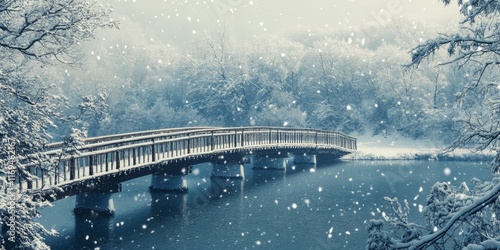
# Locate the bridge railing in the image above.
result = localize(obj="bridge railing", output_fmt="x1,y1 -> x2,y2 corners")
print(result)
16,127 -> 356,191
44,126 -> 216,152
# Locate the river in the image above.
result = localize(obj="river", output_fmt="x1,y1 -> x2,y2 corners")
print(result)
40,159 -> 492,249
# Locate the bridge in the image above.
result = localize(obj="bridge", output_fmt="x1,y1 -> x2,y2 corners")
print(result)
17,127 -> 356,215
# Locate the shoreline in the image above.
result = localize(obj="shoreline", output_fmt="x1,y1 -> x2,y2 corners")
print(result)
342,135 -> 495,161
341,150 -> 495,161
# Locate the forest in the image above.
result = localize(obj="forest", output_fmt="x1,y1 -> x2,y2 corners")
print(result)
55,17 -> 465,144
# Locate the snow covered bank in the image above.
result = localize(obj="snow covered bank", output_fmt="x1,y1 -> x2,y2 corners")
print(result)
342,134 -> 495,161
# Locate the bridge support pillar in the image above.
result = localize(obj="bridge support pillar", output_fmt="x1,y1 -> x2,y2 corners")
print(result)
74,184 -> 121,216
149,166 -> 190,193
253,154 -> 287,170
211,163 -> 245,179
293,154 -> 317,165
211,155 -> 247,179
150,174 -> 188,193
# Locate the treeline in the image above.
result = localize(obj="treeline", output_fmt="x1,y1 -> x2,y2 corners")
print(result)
56,18 -> 466,143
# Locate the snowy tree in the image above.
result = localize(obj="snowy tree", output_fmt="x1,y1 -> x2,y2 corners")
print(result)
252,90 -> 307,127
299,39 -> 370,133
244,36 -> 308,127
184,27 -> 249,125
408,0 -> 500,154
372,45 -> 456,140
252,36 -> 306,97
367,0 -> 500,249
0,0 -> 115,248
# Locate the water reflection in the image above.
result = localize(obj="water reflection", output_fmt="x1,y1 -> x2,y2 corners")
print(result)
150,192 -> 188,218
74,214 -> 113,248
289,163 -> 317,174
249,169 -> 286,186
186,177 -> 245,210
316,158 -> 347,168
210,177 -> 245,198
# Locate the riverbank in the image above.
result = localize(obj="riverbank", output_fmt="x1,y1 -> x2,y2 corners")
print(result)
342,134 -> 495,161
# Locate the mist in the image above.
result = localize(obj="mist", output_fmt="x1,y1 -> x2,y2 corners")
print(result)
103,0 -> 461,48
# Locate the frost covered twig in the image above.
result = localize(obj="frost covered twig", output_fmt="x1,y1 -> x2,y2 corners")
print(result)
395,183 -> 500,250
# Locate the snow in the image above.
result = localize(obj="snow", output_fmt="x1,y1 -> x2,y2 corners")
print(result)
443,168 -> 451,176
463,244 -> 485,250
479,240 -> 500,249
342,134 -> 494,161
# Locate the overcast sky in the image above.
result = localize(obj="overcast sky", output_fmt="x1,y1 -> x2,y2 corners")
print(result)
103,0 -> 461,46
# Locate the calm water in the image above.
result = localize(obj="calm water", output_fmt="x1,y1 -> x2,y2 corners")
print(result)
40,160 -> 492,249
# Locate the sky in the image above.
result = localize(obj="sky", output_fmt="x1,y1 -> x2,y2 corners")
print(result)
102,0 -> 461,47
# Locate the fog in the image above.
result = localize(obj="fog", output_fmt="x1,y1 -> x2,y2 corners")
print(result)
104,0 -> 460,47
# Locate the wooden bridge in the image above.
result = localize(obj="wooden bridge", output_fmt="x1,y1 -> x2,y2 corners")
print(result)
17,127 -> 356,215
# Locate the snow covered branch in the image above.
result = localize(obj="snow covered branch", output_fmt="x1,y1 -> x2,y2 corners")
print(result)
0,0 -> 117,62
398,183 -> 500,250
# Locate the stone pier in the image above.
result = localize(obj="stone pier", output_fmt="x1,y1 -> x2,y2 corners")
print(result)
293,154 -> 317,165
211,155 -> 248,179
149,166 -> 190,193
253,153 -> 288,170
74,184 -> 121,216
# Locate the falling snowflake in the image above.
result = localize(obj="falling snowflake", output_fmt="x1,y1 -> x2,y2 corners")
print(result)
444,168 -> 451,176
304,199 -> 310,206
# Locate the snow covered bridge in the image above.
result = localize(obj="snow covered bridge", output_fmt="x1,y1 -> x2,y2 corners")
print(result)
21,127 -> 356,215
